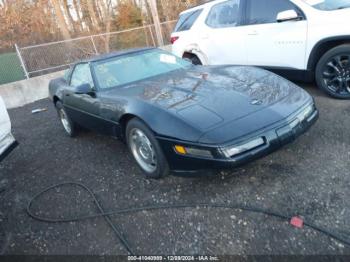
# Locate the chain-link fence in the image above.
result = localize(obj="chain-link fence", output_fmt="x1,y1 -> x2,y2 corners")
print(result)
16,20 -> 176,78
161,20 -> 177,45
0,52 -> 26,85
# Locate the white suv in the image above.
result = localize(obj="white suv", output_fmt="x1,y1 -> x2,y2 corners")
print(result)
171,0 -> 350,99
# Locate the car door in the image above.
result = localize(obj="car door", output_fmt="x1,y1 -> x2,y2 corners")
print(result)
245,0 -> 308,69
64,63 -> 108,133
198,0 -> 247,65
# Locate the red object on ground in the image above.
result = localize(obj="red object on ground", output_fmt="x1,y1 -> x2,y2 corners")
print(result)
290,216 -> 304,228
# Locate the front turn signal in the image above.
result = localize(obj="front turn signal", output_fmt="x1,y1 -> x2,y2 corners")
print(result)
174,145 -> 187,155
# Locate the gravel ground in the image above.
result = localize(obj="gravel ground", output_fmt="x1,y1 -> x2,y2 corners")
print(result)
0,83 -> 349,255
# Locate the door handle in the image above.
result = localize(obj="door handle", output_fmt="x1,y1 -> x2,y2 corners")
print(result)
201,34 -> 209,39
248,31 -> 258,36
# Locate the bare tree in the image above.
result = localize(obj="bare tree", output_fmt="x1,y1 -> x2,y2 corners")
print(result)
0,0 -> 201,52
100,0 -> 113,52
72,0 -> 83,32
87,0 -> 101,32
51,0 -> 71,39
62,0 -> 77,34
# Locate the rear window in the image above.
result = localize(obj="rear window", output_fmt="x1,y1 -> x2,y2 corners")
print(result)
174,9 -> 202,32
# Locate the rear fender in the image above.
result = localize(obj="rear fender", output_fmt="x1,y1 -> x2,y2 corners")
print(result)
183,44 -> 209,65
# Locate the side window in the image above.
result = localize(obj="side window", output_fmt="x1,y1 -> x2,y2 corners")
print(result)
70,63 -> 94,87
63,67 -> 72,82
174,9 -> 202,32
206,0 -> 241,28
246,0 -> 299,25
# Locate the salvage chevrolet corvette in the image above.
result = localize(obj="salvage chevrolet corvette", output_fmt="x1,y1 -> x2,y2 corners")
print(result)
49,48 -> 318,178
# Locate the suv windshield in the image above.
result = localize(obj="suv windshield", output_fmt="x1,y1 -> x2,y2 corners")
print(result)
303,0 -> 350,10
93,49 -> 192,89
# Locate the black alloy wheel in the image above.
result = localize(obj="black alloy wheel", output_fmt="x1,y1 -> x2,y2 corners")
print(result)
316,45 -> 350,99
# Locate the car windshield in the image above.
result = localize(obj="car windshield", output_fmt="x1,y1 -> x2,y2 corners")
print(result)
92,49 -> 192,90
302,0 -> 350,10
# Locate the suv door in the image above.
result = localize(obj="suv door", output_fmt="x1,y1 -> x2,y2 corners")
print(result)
245,0 -> 307,69
198,0 -> 247,65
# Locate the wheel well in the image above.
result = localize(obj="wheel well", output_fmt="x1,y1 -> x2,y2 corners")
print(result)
53,96 -> 60,105
119,114 -> 137,141
308,38 -> 350,71
182,52 -> 202,64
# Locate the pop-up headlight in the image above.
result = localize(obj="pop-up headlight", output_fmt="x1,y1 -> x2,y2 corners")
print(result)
221,137 -> 265,158
297,104 -> 314,122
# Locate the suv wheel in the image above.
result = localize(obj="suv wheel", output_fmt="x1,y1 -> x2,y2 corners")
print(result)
316,44 -> 350,99
190,55 -> 202,65
184,54 -> 202,65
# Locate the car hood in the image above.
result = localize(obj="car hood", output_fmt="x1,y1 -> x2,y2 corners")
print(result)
108,66 -> 312,143
132,65 -> 309,125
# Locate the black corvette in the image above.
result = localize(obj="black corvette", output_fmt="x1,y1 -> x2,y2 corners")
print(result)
49,48 -> 318,178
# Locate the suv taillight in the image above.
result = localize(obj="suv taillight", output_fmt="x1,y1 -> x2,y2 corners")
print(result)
171,36 -> 179,44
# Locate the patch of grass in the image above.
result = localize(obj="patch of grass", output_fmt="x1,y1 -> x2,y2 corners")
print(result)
0,52 -> 25,85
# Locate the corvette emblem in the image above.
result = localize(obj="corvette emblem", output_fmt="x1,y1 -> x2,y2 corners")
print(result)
251,99 -> 263,105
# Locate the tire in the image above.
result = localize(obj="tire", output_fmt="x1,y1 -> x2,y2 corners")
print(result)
126,118 -> 169,179
55,101 -> 77,137
315,44 -> 350,99
184,54 -> 202,65
190,55 -> 202,65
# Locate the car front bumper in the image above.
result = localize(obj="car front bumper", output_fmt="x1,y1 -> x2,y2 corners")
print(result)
157,103 -> 319,173
0,133 -> 18,162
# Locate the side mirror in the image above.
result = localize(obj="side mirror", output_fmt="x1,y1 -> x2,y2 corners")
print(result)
277,10 -> 300,23
75,83 -> 93,94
